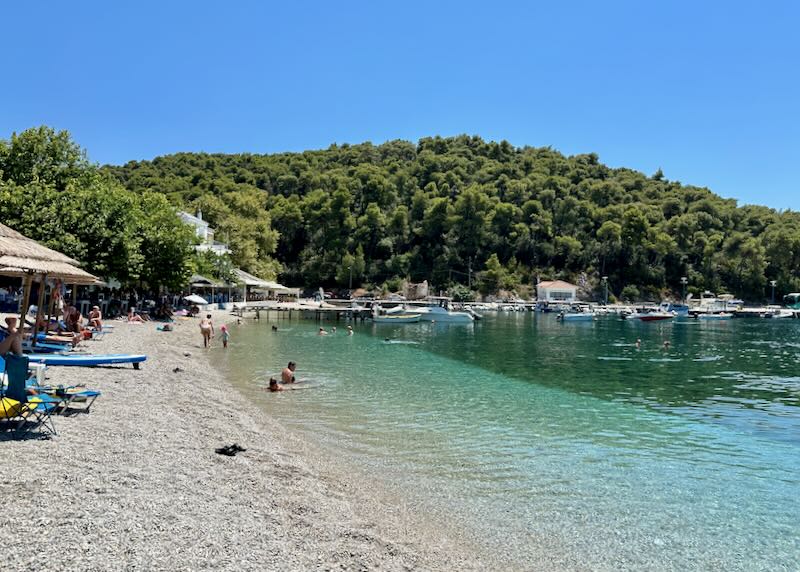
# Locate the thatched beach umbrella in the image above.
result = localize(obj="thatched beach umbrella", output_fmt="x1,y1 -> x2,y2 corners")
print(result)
0,222 -> 98,344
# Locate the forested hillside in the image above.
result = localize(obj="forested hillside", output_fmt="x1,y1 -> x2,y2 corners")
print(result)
105,135 -> 800,302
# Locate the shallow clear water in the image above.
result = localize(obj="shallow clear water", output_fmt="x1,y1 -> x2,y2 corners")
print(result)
217,313 -> 800,570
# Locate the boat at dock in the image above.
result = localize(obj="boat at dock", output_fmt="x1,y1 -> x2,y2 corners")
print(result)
660,302 -> 689,317
697,312 -> 733,320
557,311 -> 595,322
405,297 -> 474,323
372,313 -> 422,324
760,307 -> 795,319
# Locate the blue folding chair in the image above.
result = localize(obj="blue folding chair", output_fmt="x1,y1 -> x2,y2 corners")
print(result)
0,354 -> 58,437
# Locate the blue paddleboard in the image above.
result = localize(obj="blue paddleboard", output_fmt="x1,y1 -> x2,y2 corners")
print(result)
27,353 -> 147,368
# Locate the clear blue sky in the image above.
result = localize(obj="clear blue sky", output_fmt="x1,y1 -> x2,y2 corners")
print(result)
3,1 -> 798,209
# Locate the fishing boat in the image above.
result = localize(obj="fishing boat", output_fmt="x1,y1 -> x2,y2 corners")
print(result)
372,313 -> 421,324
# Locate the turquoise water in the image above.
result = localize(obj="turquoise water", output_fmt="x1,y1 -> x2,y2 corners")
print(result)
217,314 -> 799,570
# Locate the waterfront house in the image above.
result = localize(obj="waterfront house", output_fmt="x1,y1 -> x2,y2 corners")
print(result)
536,280 -> 578,303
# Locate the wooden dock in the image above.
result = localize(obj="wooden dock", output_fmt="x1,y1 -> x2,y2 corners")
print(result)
231,301 -> 373,322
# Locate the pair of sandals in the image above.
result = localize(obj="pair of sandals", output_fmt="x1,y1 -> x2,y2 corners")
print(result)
215,443 -> 246,456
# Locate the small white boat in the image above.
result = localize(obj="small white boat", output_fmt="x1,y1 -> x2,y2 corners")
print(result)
623,311 -> 674,322
557,312 -> 594,322
660,302 -> 689,317
760,308 -> 794,319
697,312 -> 733,320
372,313 -> 421,324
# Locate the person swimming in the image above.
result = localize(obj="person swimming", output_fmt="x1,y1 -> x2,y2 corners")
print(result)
268,377 -> 283,392
271,324 -> 278,331
347,325 -> 353,336
318,327 -> 328,335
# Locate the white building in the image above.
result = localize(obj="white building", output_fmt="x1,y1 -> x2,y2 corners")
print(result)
178,210 -> 231,255
536,280 -> 578,303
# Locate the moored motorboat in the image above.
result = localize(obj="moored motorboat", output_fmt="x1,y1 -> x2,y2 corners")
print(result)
372,313 -> 421,324
623,311 -> 674,322
697,312 -> 733,320
557,311 -> 595,322
408,297 -> 474,323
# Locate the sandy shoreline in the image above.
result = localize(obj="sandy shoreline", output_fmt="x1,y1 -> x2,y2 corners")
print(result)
0,310 -> 496,571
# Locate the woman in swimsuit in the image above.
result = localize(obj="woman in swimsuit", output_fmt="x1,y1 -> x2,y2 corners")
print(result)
199,314 -> 214,348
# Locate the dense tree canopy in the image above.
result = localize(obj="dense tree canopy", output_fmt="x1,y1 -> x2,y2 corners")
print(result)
103,135 -> 800,302
0,127 -> 195,290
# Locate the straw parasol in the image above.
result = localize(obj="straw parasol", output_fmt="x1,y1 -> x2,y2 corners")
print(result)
0,222 -> 99,342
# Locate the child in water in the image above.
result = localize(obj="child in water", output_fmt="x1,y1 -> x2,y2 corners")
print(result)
220,324 -> 230,348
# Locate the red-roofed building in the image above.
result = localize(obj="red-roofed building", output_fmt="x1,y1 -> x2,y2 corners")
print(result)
536,280 -> 578,302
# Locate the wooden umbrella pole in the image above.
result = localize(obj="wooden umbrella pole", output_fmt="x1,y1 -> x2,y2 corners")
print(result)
32,273 -> 48,348
48,281 -> 57,332
19,272 -> 32,327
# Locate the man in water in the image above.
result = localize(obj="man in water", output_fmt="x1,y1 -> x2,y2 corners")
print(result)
663,340 -> 671,351
318,327 -> 328,335
268,378 -> 284,392
347,325 -> 353,336
282,361 -> 296,383
635,338 -> 642,349
199,314 -> 214,348
332,326 -> 337,333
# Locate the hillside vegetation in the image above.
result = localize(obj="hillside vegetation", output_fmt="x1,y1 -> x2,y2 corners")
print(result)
105,135 -> 800,301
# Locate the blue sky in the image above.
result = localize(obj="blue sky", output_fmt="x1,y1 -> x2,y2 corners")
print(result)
3,1 -> 798,209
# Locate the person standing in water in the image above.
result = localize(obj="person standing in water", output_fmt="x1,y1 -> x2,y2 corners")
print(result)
347,325 -> 354,336
282,361 -> 296,383
220,324 -> 230,348
199,314 -> 214,348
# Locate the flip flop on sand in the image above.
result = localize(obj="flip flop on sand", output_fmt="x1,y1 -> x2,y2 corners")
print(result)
215,443 -> 246,456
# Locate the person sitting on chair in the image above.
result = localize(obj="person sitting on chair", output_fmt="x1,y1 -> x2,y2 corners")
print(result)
88,306 -> 103,331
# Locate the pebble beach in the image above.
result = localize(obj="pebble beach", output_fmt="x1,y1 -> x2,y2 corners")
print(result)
0,311 -> 491,572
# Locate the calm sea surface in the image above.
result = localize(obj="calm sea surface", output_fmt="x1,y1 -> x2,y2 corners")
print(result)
216,313 -> 799,570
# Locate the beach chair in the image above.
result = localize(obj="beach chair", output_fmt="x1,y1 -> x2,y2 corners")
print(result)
0,354 -> 58,437
29,381 -> 101,414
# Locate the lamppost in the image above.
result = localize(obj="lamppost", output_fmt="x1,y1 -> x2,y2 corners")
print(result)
770,280 -> 777,305
601,276 -> 608,306
680,276 -> 688,302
